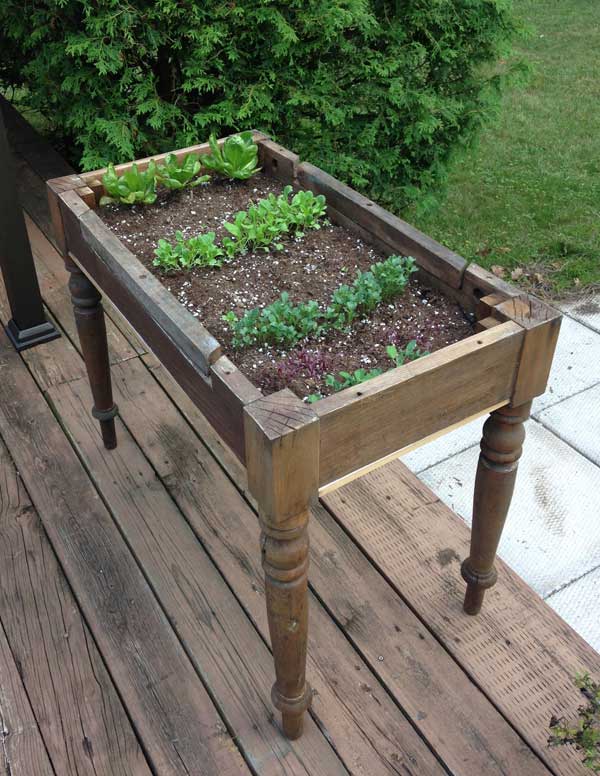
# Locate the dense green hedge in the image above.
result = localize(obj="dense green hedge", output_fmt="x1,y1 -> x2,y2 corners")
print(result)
0,0 -> 522,209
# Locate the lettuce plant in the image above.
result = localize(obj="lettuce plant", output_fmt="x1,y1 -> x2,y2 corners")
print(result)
202,132 -> 260,180
100,161 -> 158,205
153,230 -> 223,271
156,153 -> 210,190
222,186 -> 326,258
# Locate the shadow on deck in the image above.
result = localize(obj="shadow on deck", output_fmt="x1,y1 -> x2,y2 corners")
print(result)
0,98 -> 597,775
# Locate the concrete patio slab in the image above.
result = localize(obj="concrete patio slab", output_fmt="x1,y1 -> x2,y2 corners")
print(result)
419,419 -> 600,598
536,383 -> 600,467
401,415 -> 484,474
531,314 -> 600,412
558,292 -> 600,335
547,567 -> 600,653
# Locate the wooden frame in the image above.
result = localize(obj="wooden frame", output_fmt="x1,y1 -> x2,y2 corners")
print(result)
48,136 -> 561,738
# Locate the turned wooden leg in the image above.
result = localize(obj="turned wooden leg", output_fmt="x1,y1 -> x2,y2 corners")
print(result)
244,390 -> 319,739
461,401 -> 531,615
66,258 -> 118,449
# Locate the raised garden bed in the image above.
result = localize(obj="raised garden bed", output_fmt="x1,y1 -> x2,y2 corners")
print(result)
100,172 -> 474,400
47,133 -> 561,740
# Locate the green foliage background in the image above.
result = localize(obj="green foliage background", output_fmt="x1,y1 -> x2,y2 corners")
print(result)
0,0 -> 522,209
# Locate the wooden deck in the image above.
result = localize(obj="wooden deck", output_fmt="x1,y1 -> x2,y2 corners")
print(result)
0,104 -> 598,775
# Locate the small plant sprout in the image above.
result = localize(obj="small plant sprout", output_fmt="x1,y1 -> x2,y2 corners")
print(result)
223,255 -> 417,348
100,161 -> 158,205
153,231 -> 223,272
156,153 -> 210,190
202,131 -> 260,180
387,340 -> 429,367
221,186 -> 327,258
549,673 -> 600,771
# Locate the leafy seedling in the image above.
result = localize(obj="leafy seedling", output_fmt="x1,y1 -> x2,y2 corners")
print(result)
156,153 -> 210,190
549,673 -> 600,771
153,231 -> 223,271
100,161 -> 158,205
387,340 -> 428,367
203,131 -> 260,180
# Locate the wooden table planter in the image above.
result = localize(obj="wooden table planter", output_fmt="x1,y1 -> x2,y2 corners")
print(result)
47,135 -> 561,740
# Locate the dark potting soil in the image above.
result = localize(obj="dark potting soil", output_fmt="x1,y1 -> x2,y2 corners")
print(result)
100,175 -> 474,400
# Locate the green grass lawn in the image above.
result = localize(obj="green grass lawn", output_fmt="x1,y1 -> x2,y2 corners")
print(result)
407,0 -> 600,298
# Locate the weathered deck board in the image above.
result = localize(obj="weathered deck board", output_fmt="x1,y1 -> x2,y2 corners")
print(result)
0,437 -> 151,776
324,462 -> 600,776
0,605 -> 55,776
107,357 -> 551,776
48,375 -> 349,776
106,357 -> 445,775
0,333 -> 249,776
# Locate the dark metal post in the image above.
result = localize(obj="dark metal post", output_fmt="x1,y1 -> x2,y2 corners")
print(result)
0,104 -> 60,351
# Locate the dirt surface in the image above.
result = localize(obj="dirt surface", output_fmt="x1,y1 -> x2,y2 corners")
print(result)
101,175 -> 474,399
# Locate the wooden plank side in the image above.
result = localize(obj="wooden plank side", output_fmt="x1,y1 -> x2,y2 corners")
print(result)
495,296 -> 562,406
0,620 -> 55,776
74,201 -> 222,371
48,375 -> 347,776
59,191 -> 257,461
324,460 -> 600,776
0,333 -> 248,776
297,162 -> 467,288
316,322 -> 524,485
0,438 -> 151,776
108,357 -> 446,776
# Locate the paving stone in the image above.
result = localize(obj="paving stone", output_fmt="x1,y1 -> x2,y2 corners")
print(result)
532,314 -> 600,412
558,292 -> 600,335
547,567 -> 600,653
536,383 -> 600,467
401,416 -> 484,474
419,420 -> 600,598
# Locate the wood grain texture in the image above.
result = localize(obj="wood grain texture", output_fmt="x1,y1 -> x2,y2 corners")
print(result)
308,502 -> 550,776
495,295 -> 562,405
245,391 -> 319,738
324,460 -> 599,776
109,357 -> 445,775
0,616 -> 55,776
316,322 -> 524,485
257,139 -> 299,182
48,375 -> 345,775
461,263 -> 522,302
297,162 -> 467,288
0,438 -> 151,776
0,332 -> 248,776
58,190 -> 259,460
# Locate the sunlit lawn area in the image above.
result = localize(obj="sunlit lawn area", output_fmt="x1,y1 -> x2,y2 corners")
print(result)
408,0 -> 600,297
